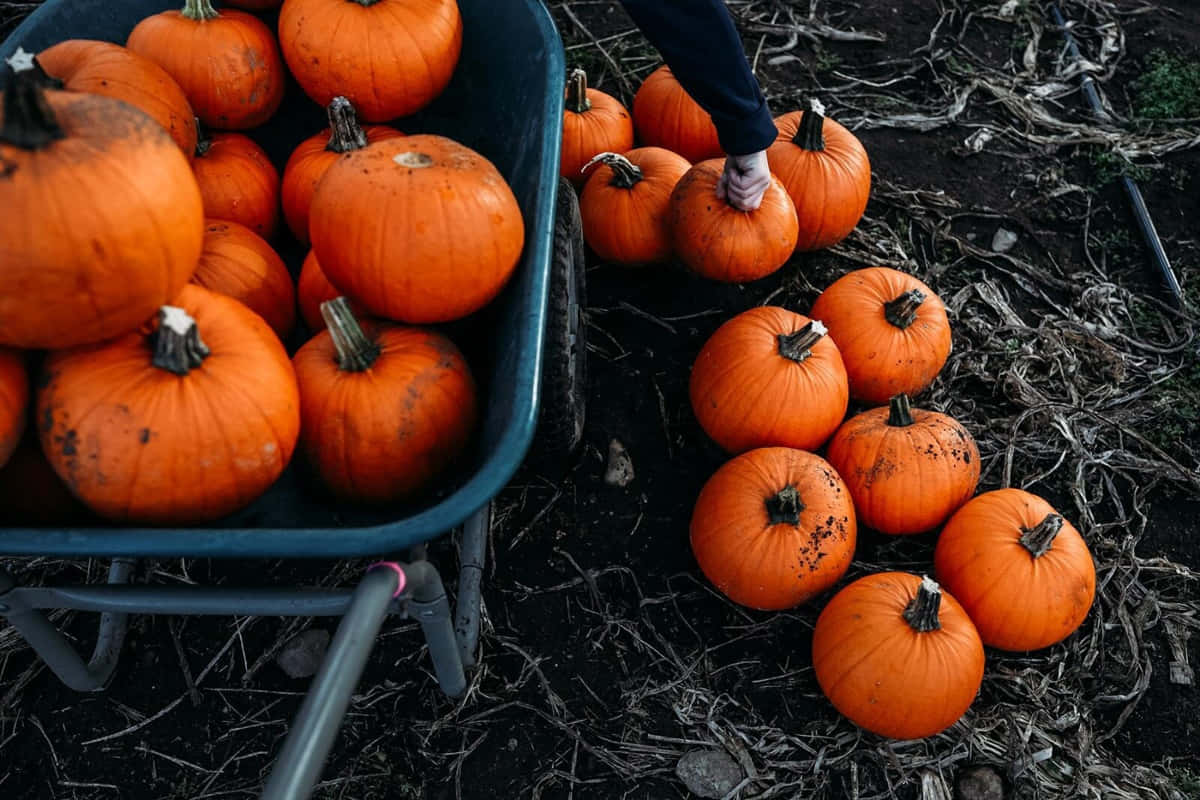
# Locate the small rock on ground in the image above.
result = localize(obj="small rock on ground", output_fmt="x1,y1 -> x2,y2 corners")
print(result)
991,227 -> 1019,253
676,748 -> 742,799
955,765 -> 1005,800
276,628 -> 331,679
604,439 -> 634,487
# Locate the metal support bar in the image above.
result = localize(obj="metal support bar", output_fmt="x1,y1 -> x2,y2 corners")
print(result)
4,585 -> 387,617
407,560 -> 467,698
454,503 -> 489,668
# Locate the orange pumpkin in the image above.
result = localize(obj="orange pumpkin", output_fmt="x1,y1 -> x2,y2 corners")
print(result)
0,62 -> 203,349
669,159 -> 798,283
281,96 -> 403,245
292,297 -> 477,503
561,68 -> 633,185
296,250 -> 363,332
35,39 -> 197,158
825,394 -> 979,535
309,135 -> 524,324
767,100 -> 871,252
278,0 -> 462,123
0,348 -> 28,468
934,489 -> 1096,652
192,220 -> 296,339
809,267 -> 951,405
689,307 -> 848,454
632,65 -> 721,163
193,128 -> 280,240
37,284 -> 300,524
579,148 -> 690,266
690,446 -> 856,611
813,573 -> 984,739
126,0 -> 285,130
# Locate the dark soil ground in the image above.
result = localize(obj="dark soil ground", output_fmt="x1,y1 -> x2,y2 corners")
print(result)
2,1 -> 1200,799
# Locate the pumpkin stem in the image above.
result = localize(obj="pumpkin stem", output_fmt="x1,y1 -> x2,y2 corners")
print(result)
151,306 -> 211,376
776,320 -> 828,363
194,117 -> 211,157
322,297 -> 380,372
765,485 -> 805,526
582,152 -> 643,188
792,98 -> 826,151
902,575 -> 943,633
565,67 -> 592,114
324,96 -> 369,153
1019,514 -> 1064,558
883,289 -> 926,329
180,0 -> 220,21
887,394 -> 915,427
1,50 -> 65,150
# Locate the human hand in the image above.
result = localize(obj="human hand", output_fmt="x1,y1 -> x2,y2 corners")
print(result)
715,150 -> 772,211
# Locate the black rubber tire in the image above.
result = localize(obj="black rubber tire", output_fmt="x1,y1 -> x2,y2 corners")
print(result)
528,179 -> 588,474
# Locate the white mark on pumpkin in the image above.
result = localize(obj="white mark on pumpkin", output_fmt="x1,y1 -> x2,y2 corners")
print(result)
5,47 -> 35,73
393,152 -> 433,168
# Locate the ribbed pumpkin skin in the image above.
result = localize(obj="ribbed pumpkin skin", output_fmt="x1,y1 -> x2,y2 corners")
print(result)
126,5 -> 285,130
278,0 -> 462,123
561,86 -> 634,185
37,285 -> 300,524
0,87 -> 204,349
309,135 -> 525,324
632,65 -> 722,163
670,159 -> 798,283
281,122 -> 403,245
689,306 -> 848,454
193,132 -> 280,240
293,321 -> 478,503
192,220 -> 296,339
0,348 -> 29,469
690,447 -> 856,611
934,489 -> 1096,651
812,572 -> 985,740
37,39 -> 198,158
579,148 -> 690,265
767,110 -> 870,252
825,399 -> 979,535
297,250 -> 362,331
809,267 -> 951,405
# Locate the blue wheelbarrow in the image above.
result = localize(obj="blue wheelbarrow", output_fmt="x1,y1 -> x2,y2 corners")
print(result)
0,1 -> 587,796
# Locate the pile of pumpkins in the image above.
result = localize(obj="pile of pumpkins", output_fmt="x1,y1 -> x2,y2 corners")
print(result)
0,0 -> 506,524
561,67 -> 1097,742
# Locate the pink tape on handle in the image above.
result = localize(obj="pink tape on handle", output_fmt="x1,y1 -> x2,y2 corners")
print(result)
367,561 -> 408,598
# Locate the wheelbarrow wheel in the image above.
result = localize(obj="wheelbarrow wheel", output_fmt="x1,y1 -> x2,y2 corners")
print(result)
528,178 -> 588,475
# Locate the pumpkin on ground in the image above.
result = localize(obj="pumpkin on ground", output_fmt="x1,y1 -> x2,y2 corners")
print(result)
690,446 -> 856,611
579,148 -> 690,266
669,158 -> 798,283
192,220 -> 296,339
35,39 -> 197,157
0,58 -> 203,349
126,0 -> 285,130
766,99 -> 870,252
689,306 -> 848,454
278,0 -> 462,123
292,297 -> 478,503
809,266 -> 951,405
281,96 -> 403,245
193,126 -> 280,240
812,573 -> 985,740
37,284 -> 300,524
825,394 -> 979,535
309,134 -> 524,324
632,65 -> 722,163
0,348 -> 28,469
934,489 -> 1096,651
560,68 -> 633,185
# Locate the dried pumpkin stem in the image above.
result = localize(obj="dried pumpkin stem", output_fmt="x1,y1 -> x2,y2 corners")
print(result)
792,98 -> 826,151
322,296 -> 380,372
565,67 -> 592,114
765,485 -> 805,525
152,306 -> 211,376
180,0 -> 219,21
0,53 -> 64,150
887,394 -> 915,427
325,96 -> 369,153
582,152 -> 643,188
883,289 -> 926,329
902,575 -> 943,632
777,320 -> 828,363
1019,513 -> 1064,558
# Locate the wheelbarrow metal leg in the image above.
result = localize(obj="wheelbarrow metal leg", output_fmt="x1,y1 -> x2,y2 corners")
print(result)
454,502 -> 490,668
407,559 -> 467,698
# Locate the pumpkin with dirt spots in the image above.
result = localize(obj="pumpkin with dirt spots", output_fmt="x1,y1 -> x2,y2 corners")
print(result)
0,348 -> 28,469
36,284 -> 299,524
192,129 -> 280,240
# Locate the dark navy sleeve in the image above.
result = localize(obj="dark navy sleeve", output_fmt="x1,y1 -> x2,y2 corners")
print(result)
617,0 -> 778,155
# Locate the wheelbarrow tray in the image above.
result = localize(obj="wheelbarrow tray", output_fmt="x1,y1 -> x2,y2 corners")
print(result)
0,0 -> 566,559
